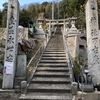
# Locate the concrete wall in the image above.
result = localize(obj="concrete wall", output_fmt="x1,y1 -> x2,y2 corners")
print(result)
67,33 -> 87,59
67,35 -> 76,58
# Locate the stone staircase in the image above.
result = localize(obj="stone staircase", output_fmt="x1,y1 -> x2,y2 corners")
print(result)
19,28 -> 72,100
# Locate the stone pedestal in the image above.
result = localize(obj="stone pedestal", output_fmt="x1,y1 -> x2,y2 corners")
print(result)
21,81 -> 27,94
76,91 -> 100,100
34,28 -> 46,39
86,0 -> 100,83
2,0 -> 19,89
16,55 -> 26,77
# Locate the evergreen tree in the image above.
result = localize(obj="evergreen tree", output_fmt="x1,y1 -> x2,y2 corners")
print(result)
1,9 -> 7,27
19,9 -> 30,27
59,0 -> 68,18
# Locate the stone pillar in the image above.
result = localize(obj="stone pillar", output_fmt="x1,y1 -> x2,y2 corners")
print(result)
64,20 -> 66,35
21,81 -> 27,94
49,21 -> 51,36
86,0 -> 100,83
2,0 -> 19,88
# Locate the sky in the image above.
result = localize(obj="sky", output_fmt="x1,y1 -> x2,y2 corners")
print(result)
0,0 -> 54,10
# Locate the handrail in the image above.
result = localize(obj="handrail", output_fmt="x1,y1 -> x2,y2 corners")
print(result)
62,31 -> 74,82
26,45 -> 43,86
27,47 -> 44,86
27,45 -> 42,68
26,32 -> 51,87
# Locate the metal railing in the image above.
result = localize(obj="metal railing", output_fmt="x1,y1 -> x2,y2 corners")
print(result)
26,45 -> 42,68
62,30 -> 74,82
27,45 -> 43,86
26,32 -> 51,87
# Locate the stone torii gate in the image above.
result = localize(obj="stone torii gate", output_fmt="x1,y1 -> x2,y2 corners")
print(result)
2,0 -> 19,89
46,18 -> 77,35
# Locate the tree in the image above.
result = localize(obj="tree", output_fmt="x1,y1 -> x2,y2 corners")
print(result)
1,9 -> 7,27
65,0 -> 87,29
73,55 -> 87,82
19,9 -> 30,27
2,2 -> 8,10
27,4 -> 39,22
0,10 -> 2,27
45,3 -> 52,19
98,0 -> 100,29
59,0 -> 68,18
0,2 -> 8,27
41,2 -> 49,13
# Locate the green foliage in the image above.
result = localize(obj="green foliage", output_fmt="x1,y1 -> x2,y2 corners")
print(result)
45,3 -> 52,18
0,0 -> 99,29
1,9 -> 7,27
0,10 -> 2,27
65,0 -> 87,29
2,2 -> 8,10
27,4 -> 38,22
59,0 -> 68,18
19,8 -> 30,27
98,0 -> 100,29
73,55 -> 87,76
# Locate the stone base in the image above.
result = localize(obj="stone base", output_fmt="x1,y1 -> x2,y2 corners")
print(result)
75,91 -> 100,100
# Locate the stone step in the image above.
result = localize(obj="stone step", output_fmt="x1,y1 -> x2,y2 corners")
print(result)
44,52 -> 65,54
45,48 -> 64,50
45,49 -> 64,52
19,95 -> 72,100
19,29 -> 72,100
28,83 -> 71,92
46,46 -> 64,48
19,92 -> 72,100
38,63 -> 67,67
37,67 -> 69,71
47,41 -> 63,43
46,44 -> 63,45
45,50 -> 65,52
47,45 -> 63,46
40,60 -> 67,63
31,77 -> 71,84
48,42 -> 63,43
42,54 -> 66,57
41,57 -> 66,60
47,44 -> 63,46
34,71 -> 70,77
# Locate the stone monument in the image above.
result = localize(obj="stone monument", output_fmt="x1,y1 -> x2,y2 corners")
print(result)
86,0 -> 100,83
2,0 -> 19,88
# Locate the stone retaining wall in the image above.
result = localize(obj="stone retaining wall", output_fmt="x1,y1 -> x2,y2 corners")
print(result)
0,28 -> 28,42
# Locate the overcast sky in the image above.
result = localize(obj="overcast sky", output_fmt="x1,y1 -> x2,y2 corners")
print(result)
0,0 -> 56,10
